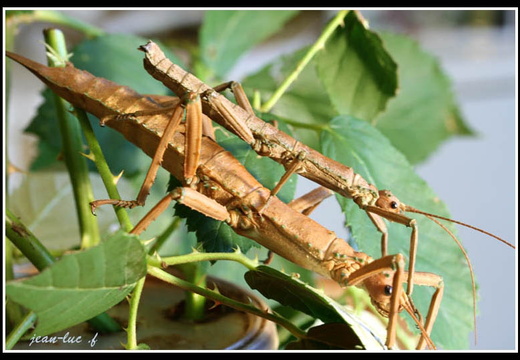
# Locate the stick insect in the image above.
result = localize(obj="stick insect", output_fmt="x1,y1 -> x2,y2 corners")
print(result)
137,40 -> 515,304
7,50 -> 446,350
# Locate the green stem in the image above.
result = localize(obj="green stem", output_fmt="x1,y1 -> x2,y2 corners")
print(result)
281,118 -> 329,132
7,10 -> 105,38
260,10 -> 349,113
5,241 -> 26,328
147,265 -> 307,340
74,109 -> 133,233
5,312 -> 38,350
179,263 -> 207,321
73,110 -> 140,340
148,249 -> 257,322
6,209 -> 55,271
44,29 -> 101,249
125,276 -> 146,350
37,10 -> 105,38
147,250 -> 258,270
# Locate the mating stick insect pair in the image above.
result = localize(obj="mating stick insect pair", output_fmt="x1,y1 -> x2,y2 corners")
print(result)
6,40 -> 514,350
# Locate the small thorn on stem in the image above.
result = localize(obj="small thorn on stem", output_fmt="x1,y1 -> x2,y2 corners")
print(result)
262,251 -> 274,265
89,202 -> 98,216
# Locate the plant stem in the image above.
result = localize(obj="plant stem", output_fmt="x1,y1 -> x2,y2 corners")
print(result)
6,209 -> 55,271
37,10 -> 105,38
281,118 -> 329,132
260,10 -> 349,113
147,250 -> 258,270
4,241 -> 26,328
44,29 -> 101,249
6,10 -> 105,39
74,109 -> 133,232
147,250 -> 258,322
179,263 -> 207,321
125,276 -> 146,350
147,265 -> 307,341
5,311 -> 38,350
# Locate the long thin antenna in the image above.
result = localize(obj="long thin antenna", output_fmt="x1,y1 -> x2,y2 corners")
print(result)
405,206 -> 516,249
425,215 -> 478,345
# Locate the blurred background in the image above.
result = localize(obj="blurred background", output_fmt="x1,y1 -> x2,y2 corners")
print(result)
5,9 -> 516,350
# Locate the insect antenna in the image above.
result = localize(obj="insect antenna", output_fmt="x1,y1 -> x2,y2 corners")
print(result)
405,206 -> 515,249
422,214 -> 478,345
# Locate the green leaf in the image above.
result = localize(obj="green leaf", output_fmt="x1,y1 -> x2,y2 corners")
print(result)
245,266 -> 346,323
242,12 -> 398,151
173,198 -> 257,254
24,33 -> 183,177
285,323 -> 365,350
315,11 -> 398,122
245,265 -> 386,350
243,47 -> 335,150
374,32 -> 474,164
6,231 -> 147,336
244,16 -> 469,167
24,89 -> 66,171
8,171 -> 114,251
320,116 -> 473,349
200,10 -> 298,79
71,34 -> 184,94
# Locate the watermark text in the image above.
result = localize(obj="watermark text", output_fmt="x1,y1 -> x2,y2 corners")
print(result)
29,332 -> 98,348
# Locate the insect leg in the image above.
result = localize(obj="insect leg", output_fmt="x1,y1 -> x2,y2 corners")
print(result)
212,81 -> 255,116
202,89 -> 255,145
346,254 -> 407,349
254,152 -> 305,216
184,92 -> 203,183
271,152 -> 306,197
131,187 -> 229,235
365,206 -> 419,296
288,186 -> 333,215
347,254 -> 437,350
90,101 -> 185,213
407,272 -> 444,350
145,93 -> 215,140
112,92 -> 205,185
201,113 -> 216,141
366,212 -> 389,257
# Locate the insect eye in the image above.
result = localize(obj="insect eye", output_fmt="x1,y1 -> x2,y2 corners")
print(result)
390,201 -> 398,209
384,285 -> 393,296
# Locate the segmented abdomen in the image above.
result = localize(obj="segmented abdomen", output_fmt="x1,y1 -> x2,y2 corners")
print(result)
6,51 -> 158,123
